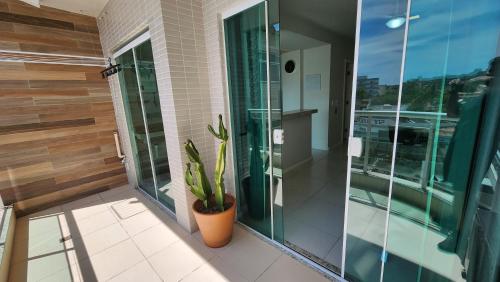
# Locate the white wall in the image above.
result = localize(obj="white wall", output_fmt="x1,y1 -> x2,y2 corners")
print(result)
281,50 -> 301,111
303,45 -> 331,150
282,14 -> 355,148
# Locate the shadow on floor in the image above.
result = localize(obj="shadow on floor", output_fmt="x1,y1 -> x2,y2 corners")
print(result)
8,185 -> 331,282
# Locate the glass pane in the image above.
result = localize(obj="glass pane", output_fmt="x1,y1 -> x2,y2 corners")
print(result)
268,0 -> 284,243
135,40 -> 175,212
384,0 -> 500,281
116,49 -> 155,198
344,0 -> 408,281
224,2 -> 272,238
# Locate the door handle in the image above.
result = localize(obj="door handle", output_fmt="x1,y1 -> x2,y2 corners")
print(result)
273,129 -> 284,145
348,136 -> 363,157
114,131 -> 126,161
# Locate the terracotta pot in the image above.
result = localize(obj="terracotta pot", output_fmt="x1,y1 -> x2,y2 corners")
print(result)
192,194 -> 236,248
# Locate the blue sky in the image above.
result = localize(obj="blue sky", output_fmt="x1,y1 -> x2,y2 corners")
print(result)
357,0 -> 500,85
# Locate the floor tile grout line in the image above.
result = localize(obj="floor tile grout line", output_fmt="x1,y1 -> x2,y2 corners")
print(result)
103,258 -> 154,282
79,238 -> 147,281
322,235 -> 343,261
253,253 -> 283,281
131,223 -> 182,259
78,189 -> 162,281
69,192 -> 145,277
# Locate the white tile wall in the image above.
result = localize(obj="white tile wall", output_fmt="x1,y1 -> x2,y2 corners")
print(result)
97,0 -> 253,232
201,0 -> 249,199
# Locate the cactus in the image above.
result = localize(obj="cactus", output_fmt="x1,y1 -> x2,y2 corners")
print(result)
184,114 -> 228,212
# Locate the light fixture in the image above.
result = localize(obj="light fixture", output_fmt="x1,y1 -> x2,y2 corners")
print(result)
385,0 -> 405,29
385,17 -> 406,29
273,23 -> 280,32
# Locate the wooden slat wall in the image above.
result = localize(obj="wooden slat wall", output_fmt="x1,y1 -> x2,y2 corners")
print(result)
0,0 -> 127,215
0,0 -> 102,57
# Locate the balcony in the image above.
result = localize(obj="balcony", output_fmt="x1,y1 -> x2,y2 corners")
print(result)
5,185 -> 332,282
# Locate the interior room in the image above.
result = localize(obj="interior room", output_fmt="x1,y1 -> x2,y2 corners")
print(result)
280,0 -> 357,272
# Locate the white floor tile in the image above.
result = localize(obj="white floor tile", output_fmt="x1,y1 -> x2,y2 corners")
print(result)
120,210 -> 161,236
71,209 -> 118,237
181,256 -> 248,282
132,223 -> 182,257
148,238 -> 214,282
256,255 -> 329,282
80,239 -> 145,281
8,182 -> 337,282
74,223 -> 129,257
215,226 -> 282,281
111,197 -> 148,219
108,260 -> 161,282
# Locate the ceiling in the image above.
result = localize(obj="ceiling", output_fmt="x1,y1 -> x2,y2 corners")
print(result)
281,0 -> 357,37
21,0 -> 109,17
281,30 -> 328,52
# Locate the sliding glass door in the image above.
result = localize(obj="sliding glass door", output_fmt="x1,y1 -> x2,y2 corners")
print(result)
223,0 -> 499,280
343,0 -> 408,280
116,38 -> 175,212
344,0 -> 500,281
383,0 -> 499,281
223,0 -> 282,240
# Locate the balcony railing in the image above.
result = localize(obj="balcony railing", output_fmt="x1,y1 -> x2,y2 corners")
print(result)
352,110 -> 457,192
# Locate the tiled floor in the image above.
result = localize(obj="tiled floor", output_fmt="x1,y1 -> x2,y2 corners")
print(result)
345,191 -> 465,282
283,147 -> 348,270
8,185 -> 333,282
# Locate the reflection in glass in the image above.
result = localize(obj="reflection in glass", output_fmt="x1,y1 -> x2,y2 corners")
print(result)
268,0 -> 284,243
116,40 -> 175,212
224,3 -> 273,237
384,0 -> 500,281
116,50 -> 156,198
134,41 -> 174,211
345,0 -> 408,281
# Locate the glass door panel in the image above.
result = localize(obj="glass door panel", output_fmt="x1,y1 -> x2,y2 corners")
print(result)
344,0 -> 408,281
224,2 -> 273,238
116,49 -> 156,198
268,0 -> 283,243
116,38 -> 175,212
383,0 -> 500,281
134,40 -> 175,211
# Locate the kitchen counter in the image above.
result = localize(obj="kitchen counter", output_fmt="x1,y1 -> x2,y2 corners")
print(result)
282,109 -> 317,172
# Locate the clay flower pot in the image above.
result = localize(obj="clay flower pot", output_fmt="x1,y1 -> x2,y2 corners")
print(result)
192,194 -> 236,248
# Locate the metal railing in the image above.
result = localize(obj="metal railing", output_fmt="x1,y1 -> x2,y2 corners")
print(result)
353,110 -> 456,190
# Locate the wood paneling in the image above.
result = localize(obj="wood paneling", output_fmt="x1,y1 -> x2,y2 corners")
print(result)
0,0 -> 102,57
0,0 -> 127,215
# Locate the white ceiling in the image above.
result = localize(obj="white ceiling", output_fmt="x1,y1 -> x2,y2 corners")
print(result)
37,0 -> 109,17
281,29 -> 328,52
282,0 -> 357,37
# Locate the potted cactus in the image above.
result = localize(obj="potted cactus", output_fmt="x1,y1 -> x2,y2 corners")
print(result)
184,114 -> 235,248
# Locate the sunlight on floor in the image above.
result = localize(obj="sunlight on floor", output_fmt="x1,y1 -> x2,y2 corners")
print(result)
8,185 -> 332,282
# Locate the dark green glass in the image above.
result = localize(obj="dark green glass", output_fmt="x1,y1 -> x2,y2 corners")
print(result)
116,40 -> 175,213
134,40 -> 175,212
116,49 -> 156,198
224,2 -> 272,238
268,0 -> 284,244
